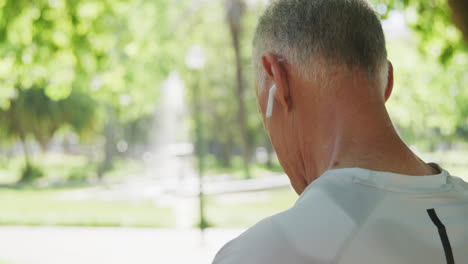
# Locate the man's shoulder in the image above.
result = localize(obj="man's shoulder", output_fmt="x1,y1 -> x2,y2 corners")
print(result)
212,187 -> 352,264
212,176 -> 371,264
212,213 -> 292,264
448,174 -> 468,194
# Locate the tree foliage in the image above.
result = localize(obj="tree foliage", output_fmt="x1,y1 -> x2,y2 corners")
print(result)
366,0 -> 468,149
1,0 -> 467,173
0,87 -> 97,150
0,0 -> 183,117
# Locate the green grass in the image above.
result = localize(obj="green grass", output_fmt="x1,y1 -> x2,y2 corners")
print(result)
0,153 -> 292,228
203,154 -> 284,180
0,187 -> 175,228
206,188 -> 298,228
0,184 -> 297,228
0,152 -> 283,185
0,154 -> 94,184
0,153 -> 147,185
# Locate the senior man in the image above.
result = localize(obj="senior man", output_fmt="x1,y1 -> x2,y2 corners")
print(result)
213,0 -> 468,263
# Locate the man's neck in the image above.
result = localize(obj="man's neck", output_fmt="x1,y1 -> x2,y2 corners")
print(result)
299,91 -> 437,185
323,107 -> 436,180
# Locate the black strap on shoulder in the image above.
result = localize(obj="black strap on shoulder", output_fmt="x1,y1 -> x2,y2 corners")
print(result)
427,208 -> 455,264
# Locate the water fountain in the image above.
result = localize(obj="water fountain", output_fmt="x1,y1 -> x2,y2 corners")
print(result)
148,71 -> 199,229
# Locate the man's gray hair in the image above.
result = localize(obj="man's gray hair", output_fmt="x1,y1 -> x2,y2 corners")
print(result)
253,0 -> 388,90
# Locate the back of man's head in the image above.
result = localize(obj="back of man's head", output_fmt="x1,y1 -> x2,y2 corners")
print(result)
253,0 -> 388,89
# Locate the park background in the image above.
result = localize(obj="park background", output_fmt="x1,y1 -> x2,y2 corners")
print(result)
0,0 -> 467,263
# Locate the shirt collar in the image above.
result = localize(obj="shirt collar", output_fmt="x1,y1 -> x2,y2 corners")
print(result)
315,163 -> 451,193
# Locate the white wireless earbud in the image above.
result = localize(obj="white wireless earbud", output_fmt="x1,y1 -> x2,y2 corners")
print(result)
266,84 -> 276,118
266,58 -> 285,119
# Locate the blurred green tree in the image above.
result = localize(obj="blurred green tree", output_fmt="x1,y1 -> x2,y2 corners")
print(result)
0,0 -> 177,109
178,0 -> 272,177
0,88 -> 96,160
226,0 -> 252,178
1,0 -> 467,178
369,0 -> 468,150
0,0 -> 185,175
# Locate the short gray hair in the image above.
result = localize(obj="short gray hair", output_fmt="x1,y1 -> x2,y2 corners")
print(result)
253,0 -> 388,90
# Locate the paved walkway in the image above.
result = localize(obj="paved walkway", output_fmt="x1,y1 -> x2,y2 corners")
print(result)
0,226 -> 244,264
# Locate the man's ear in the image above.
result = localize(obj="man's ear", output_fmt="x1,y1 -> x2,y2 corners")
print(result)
261,53 -> 291,112
384,61 -> 394,102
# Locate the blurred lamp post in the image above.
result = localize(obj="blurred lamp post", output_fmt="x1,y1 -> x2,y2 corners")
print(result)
185,45 -> 207,232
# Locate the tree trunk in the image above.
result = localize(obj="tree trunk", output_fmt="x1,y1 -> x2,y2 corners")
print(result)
220,136 -> 233,168
63,136 -> 73,154
226,0 -> 251,178
19,134 -> 31,168
38,138 -> 48,153
213,111 -> 233,168
265,139 -> 274,169
449,0 -> 468,42
98,106 -> 116,179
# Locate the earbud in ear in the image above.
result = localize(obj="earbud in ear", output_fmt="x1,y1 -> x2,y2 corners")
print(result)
266,84 -> 276,118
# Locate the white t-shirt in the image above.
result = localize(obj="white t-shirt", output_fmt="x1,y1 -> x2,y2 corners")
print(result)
212,165 -> 468,264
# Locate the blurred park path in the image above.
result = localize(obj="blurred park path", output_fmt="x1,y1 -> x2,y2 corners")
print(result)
0,226 -> 243,264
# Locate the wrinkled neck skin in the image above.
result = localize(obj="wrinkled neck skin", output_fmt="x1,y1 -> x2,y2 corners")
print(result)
266,71 -> 437,195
